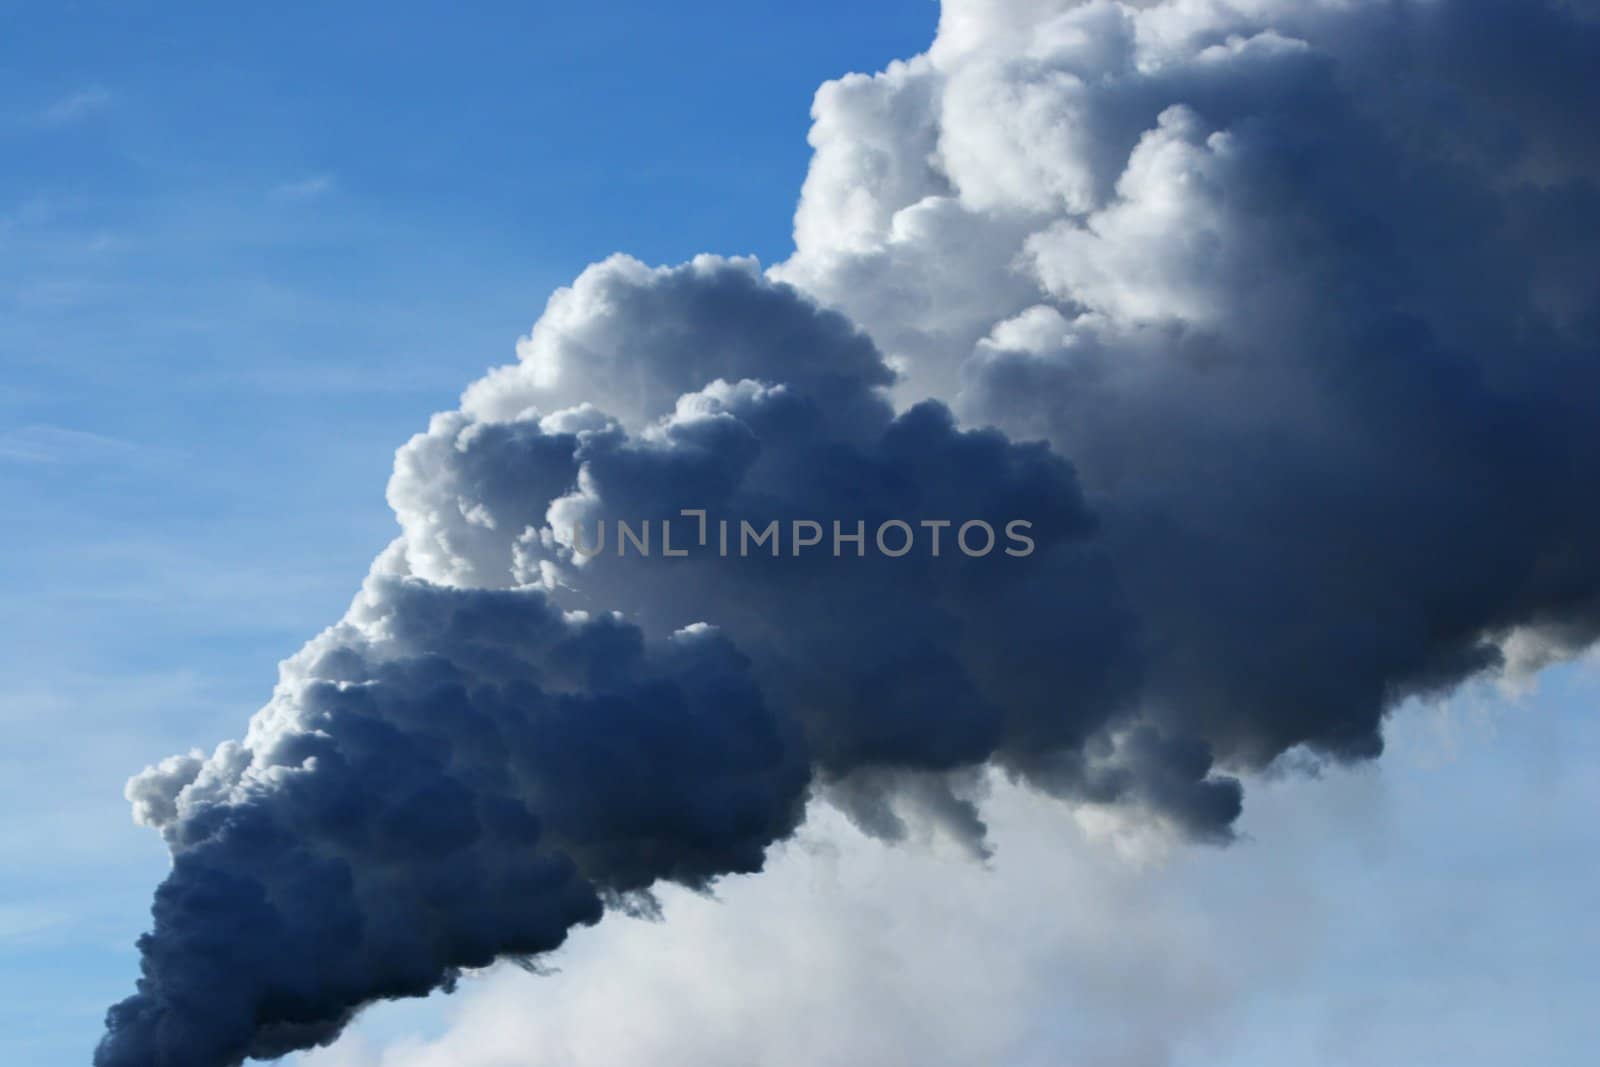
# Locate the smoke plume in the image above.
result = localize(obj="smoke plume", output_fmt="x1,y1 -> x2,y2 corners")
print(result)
101,1 -> 1600,1064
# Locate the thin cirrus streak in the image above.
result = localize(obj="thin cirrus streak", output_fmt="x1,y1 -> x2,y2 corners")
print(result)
99,1 -> 1600,1064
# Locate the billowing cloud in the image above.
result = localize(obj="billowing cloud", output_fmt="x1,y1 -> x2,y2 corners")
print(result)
778,0 -> 1600,766
100,1 -> 1600,1064
299,691 -> 1600,1067
101,578 -> 807,1067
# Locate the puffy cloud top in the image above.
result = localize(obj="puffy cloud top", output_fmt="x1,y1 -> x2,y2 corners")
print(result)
100,2 -> 1600,1064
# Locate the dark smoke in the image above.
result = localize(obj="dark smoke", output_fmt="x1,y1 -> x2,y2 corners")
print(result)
103,580 -> 808,1065
100,1 -> 1600,1064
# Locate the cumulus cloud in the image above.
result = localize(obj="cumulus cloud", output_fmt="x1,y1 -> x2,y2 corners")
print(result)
100,1 -> 1600,1064
385,255 -> 1236,837
779,0 -> 1600,766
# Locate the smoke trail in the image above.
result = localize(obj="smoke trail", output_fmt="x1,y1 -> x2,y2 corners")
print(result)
106,582 -> 799,1061
101,1 -> 1600,1063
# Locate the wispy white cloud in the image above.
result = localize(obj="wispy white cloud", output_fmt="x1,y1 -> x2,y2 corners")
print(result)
0,903 -> 68,943
270,173 -> 336,202
39,86 -> 112,125
0,424 -> 151,465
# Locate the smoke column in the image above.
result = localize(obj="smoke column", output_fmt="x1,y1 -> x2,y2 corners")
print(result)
100,1 -> 1600,1063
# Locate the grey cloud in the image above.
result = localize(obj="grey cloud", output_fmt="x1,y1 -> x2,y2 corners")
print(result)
98,578 -> 806,1067
101,1 -> 1600,1063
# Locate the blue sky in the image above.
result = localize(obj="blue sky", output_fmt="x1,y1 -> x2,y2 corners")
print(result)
0,4 -> 935,1063
5,3 -> 1600,1066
